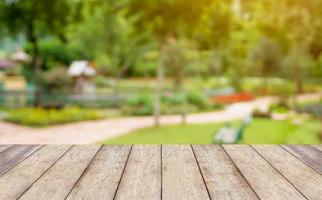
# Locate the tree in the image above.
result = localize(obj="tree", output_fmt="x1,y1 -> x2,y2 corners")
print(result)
163,37 -> 187,91
251,37 -> 283,93
128,0 -> 212,126
255,0 -> 321,95
0,0 -> 81,106
194,0 -> 251,91
70,0 -> 149,94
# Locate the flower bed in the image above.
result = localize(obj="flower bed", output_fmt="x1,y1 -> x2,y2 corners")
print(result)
209,92 -> 254,104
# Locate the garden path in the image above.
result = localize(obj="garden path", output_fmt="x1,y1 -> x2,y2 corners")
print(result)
0,93 -> 320,144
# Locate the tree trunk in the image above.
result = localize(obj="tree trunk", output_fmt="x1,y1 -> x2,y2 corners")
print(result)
292,46 -> 303,96
231,69 -> 242,92
291,63 -> 303,108
262,76 -> 269,95
27,19 -> 42,107
294,69 -> 303,95
154,43 -> 165,127
33,53 -> 41,107
173,57 -> 183,92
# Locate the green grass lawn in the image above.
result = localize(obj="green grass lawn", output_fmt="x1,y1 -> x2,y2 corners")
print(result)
103,118 -> 321,144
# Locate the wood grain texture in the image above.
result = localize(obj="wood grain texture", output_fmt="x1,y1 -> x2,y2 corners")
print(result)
223,145 -> 306,200
253,145 -> 322,200
282,145 -> 322,174
0,145 -> 71,200
0,145 -> 320,199
192,145 -> 258,200
19,145 -> 101,200
0,145 -> 12,153
162,145 -> 210,200
66,145 -> 131,200
115,145 -> 161,200
0,145 -> 41,176
311,144 -> 322,152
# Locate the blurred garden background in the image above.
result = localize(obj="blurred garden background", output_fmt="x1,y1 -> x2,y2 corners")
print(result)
0,0 -> 321,144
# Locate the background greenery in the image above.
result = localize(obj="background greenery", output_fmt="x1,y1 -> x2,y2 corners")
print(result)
0,0 -> 321,144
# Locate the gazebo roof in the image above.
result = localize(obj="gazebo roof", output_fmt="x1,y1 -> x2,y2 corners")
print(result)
11,50 -> 30,62
67,60 -> 96,77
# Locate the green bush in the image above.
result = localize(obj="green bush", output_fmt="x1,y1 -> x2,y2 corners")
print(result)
5,107 -> 103,127
186,92 -> 209,110
242,78 -> 295,96
42,67 -> 71,92
162,92 -> 186,106
123,91 -> 214,116
122,94 -> 154,116
95,76 -> 112,87
270,104 -> 289,114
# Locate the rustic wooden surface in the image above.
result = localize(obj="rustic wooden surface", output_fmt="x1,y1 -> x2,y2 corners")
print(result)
0,145 -> 321,200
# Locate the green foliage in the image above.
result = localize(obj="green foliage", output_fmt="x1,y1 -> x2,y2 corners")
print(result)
186,92 -> 209,110
37,38 -> 86,70
251,37 -> 283,77
162,92 -> 185,106
42,67 -> 71,92
163,38 -> 187,90
195,0 -> 232,48
128,0 -> 213,40
122,94 -> 154,116
0,0 -> 322,93
270,104 -> 289,114
5,107 -> 103,127
0,1 -> 77,35
95,76 -> 112,88
242,78 -> 295,96
123,91 -> 211,116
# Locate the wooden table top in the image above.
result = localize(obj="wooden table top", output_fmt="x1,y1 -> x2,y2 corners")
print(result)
0,145 -> 321,200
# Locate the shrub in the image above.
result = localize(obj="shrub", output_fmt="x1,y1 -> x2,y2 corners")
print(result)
162,92 -> 186,106
122,94 -> 154,116
186,92 -> 209,110
270,104 -> 289,114
42,67 -> 71,92
5,107 -> 103,127
123,90 -> 218,116
95,76 -> 112,87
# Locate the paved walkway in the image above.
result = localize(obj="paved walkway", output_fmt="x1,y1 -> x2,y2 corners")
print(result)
0,93 -> 320,144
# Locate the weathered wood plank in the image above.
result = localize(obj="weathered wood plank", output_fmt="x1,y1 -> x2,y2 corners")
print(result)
66,145 -> 131,200
192,145 -> 258,200
282,145 -> 322,174
19,145 -> 101,200
0,145 -> 71,200
0,145 -> 12,153
253,145 -> 322,200
162,145 -> 210,200
0,145 -> 41,177
115,145 -> 161,200
223,145 -> 306,200
311,144 -> 322,152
